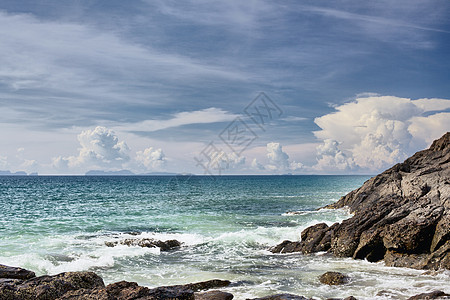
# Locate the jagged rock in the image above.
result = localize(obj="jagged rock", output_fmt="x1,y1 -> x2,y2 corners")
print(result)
272,133 -> 450,270
318,272 -> 349,285
246,294 -> 310,300
407,290 -> 450,300
326,297 -> 357,300
270,240 -> 302,254
270,223 -> 334,254
105,238 -> 181,251
195,290 -> 234,300
0,264 -> 36,280
0,271 -> 105,300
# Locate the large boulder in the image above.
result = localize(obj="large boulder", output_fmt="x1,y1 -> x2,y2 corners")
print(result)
271,132 -> 450,270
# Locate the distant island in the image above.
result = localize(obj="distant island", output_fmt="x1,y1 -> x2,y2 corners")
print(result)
0,170 -> 38,176
85,170 -> 179,176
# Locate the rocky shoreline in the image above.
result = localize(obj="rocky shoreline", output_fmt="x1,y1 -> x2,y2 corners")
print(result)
271,132 -> 450,271
1,264 -> 449,299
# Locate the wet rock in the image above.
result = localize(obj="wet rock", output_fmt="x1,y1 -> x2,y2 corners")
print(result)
270,223 -> 334,254
270,240 -> 302,254
247,294 -> 310,300
407,290 -> 450,300
105,238 -> 182,251
326,297 -> 357,300
318,272 -> 349,285
274,132 -> 450,270
163,279 -> 231,292
0,264 -> 36,280
58,280 -> 200,300
0,271 -> 105,300
195,290 -> 234,300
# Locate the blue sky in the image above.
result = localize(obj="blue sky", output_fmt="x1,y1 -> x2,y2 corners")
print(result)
0,0 -> 449,175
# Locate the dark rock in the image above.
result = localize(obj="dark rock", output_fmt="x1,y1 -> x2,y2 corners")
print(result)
0,271 -> 105,300
58,280 -> 196,300
105,238 -> 182,251
270,240 -> 302,254
270,223 -> 334,254
407,290 -> 450,300
318,272 -> 349,285
195,290 -> 234,300
0,264 -> 36,280
326,297 -> 357,300
273,132 -> 450,270
246,294 -> 310,300
163,279 -> 231,292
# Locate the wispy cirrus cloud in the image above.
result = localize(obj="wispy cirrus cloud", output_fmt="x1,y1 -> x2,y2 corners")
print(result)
115,108 -> 239,133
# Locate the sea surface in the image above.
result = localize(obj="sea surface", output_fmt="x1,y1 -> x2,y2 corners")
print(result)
1,175 -> 449,299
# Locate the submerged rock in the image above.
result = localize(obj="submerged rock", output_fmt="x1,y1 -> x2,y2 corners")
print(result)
272,132 -> 450,270
0,264 -> 36,280
105,238 -> 182,251
318,272 -> 349,285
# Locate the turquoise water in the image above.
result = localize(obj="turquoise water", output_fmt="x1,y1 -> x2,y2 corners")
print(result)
1,175 -> 449,299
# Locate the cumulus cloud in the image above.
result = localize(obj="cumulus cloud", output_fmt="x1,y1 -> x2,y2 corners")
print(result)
265,142 -> 303,172
135,147 -> 167,170
314,139 -> 356,171
251,158 -> 265,170
314,96 -> 450,172
53,126 -> 130,171
195,146 -> 246,174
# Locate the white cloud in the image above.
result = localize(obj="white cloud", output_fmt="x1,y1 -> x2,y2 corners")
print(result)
314,96 -> 450,172
135,147 -> 167,171
314,139 -> 356,171
53,126 -> 130,171
117,108 -> 239,132
266,142 -> 289,170
265,142 -> 303,172
251,158 -> 265,170
409,112 -> 450,145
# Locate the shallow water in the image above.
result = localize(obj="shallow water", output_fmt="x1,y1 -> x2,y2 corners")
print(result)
1,175 -> 448,299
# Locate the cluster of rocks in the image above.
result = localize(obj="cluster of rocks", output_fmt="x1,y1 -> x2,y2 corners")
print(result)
0,264 -> 232,300
2,264 -> 449,299
105,238 -> 182,251
272,132 -> 450,271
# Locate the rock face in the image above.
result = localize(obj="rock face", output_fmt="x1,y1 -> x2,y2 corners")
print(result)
105,238 -> 182,251
272,132 -> 450,270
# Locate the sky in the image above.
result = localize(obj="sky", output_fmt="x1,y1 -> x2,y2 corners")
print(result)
0,0 -> 449,175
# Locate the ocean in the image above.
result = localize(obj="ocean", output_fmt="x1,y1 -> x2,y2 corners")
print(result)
1,175 -> 449,299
